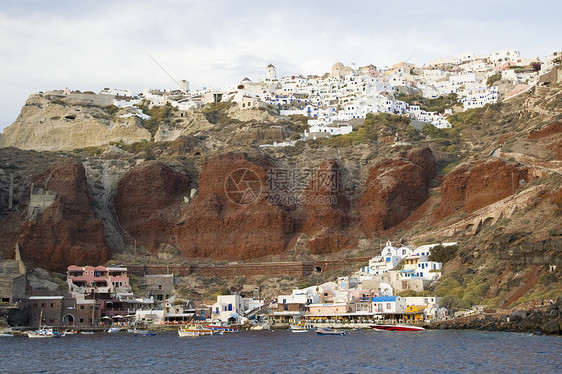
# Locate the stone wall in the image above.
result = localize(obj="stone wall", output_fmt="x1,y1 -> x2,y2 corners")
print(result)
127,258 -> 371,280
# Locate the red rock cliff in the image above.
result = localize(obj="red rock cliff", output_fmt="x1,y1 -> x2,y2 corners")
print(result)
173,153 -> 294,259
114,161 -> 192,252
360,147 -> 436,234
16,159 -> 109,272
435,158 -> 529,221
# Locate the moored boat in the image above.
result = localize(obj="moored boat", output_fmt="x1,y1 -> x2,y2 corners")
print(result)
178,324 -> 215,337
371,324 -> 425,332
204,323 -> 239,333
315,327 -> 346,336
290,324 -> 313,333
105,327 -> 121,333
27,327 -> 64,338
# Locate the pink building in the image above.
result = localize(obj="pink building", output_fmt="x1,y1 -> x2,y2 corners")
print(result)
67,265 -> 129,294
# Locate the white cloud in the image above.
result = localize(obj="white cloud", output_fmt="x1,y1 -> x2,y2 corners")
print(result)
0,0 -> 561,131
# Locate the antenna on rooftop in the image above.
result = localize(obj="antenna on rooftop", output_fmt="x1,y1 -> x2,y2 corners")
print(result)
145,51 -> 188,93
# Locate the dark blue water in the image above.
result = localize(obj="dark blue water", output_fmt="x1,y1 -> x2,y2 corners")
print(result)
1,330 -> 560,373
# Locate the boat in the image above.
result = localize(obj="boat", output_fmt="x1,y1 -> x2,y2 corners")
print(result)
178,324 -> 215,337
135,331 -> 156,336
250,322 -> 270,331
27,327 -> 65,338
0,333 -> 14,337
290,324 -> 313,333
204,322 -> 239,333
64,329 -> 78,335
371,324 -> 425,332
315,327 -> 346,336
28,309 -> 64,338
80,331 -> 95,335
105,327 -> 121,333
128,328 -> 149,334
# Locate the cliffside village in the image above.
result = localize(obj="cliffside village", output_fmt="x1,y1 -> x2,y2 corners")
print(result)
1,241 -> 459,329
42,48 -> 561,141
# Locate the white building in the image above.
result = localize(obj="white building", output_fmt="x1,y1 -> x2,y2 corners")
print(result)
490,48 -> 521,63
371,296 -> 406,314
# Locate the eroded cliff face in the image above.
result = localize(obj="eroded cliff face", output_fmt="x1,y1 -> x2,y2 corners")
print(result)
434,158 -> 529,221
360,148 -> 437,233
10,159 -> 109,272
172,153 -> 294,259
0,94 -> 151,151
114,161 -> 193,251
111,148 -> 438,259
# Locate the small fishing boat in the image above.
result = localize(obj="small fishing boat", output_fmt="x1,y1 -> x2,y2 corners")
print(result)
134,331 -> 156,336
315,327 -> 346,336
105,327 -> 121,333
0,333 -> 14,337
27,327 -> 64,338
204,322 -> 239,333
371,324 -> 425,332
80,331 -> 95,335
250,322 -> 270,331
178,324 -> 215,337
290,324 -> 313,333
64,329 -> 78,335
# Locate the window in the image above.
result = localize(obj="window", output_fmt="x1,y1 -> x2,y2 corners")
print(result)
228,304 -> 233,311
51,303 -> 54,308
79,318 -> 84,323
386,303 -> 391,309
80,305 -> 84,310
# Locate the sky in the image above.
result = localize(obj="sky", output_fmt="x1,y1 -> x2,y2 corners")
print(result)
0,0 -> 560,131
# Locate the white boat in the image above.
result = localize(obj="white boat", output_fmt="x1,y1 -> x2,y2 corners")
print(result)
178,324 -> 215,337
371,324 -> 425,332
0,333 -> 14,337
28,309 -> 64,338
80,331 -> 95,335
315,327 -> 346,336
205,322 -> 239,333
27,327 -> 64,338
106,327 -> 121,333
290,324 -> 313,333
250,323 -> 270,331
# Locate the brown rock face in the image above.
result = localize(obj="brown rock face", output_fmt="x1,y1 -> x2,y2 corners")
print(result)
173,153 -> 293,259
464,159 -> 528,213
298,160 -> 353,255
114,161 -> 192,251
528,122 -> 562,160
17,159 -> 109,272
300,160 -> 349,234
435,158 -> 529,221
360,148 -> 436,233
433,164 -> 471,220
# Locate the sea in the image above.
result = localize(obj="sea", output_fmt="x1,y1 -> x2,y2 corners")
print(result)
1,329 -> 561,373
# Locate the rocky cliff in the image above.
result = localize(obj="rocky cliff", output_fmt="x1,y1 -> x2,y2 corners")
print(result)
0,158 -> 109,272
0,93 -> 151,151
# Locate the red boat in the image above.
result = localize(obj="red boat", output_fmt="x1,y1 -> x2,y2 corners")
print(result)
371,324 -> 425,332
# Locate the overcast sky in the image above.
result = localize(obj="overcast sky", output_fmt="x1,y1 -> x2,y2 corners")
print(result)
0,0 -> 560,131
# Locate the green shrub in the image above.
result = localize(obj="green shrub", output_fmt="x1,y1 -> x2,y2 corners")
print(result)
429,245 -> 458,263
486,73 -> 502,86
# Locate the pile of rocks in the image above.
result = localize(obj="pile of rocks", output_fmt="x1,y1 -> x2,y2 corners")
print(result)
429,297 -> 562,335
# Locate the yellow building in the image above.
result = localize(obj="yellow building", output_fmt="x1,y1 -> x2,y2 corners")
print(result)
403,305 -> 427,322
